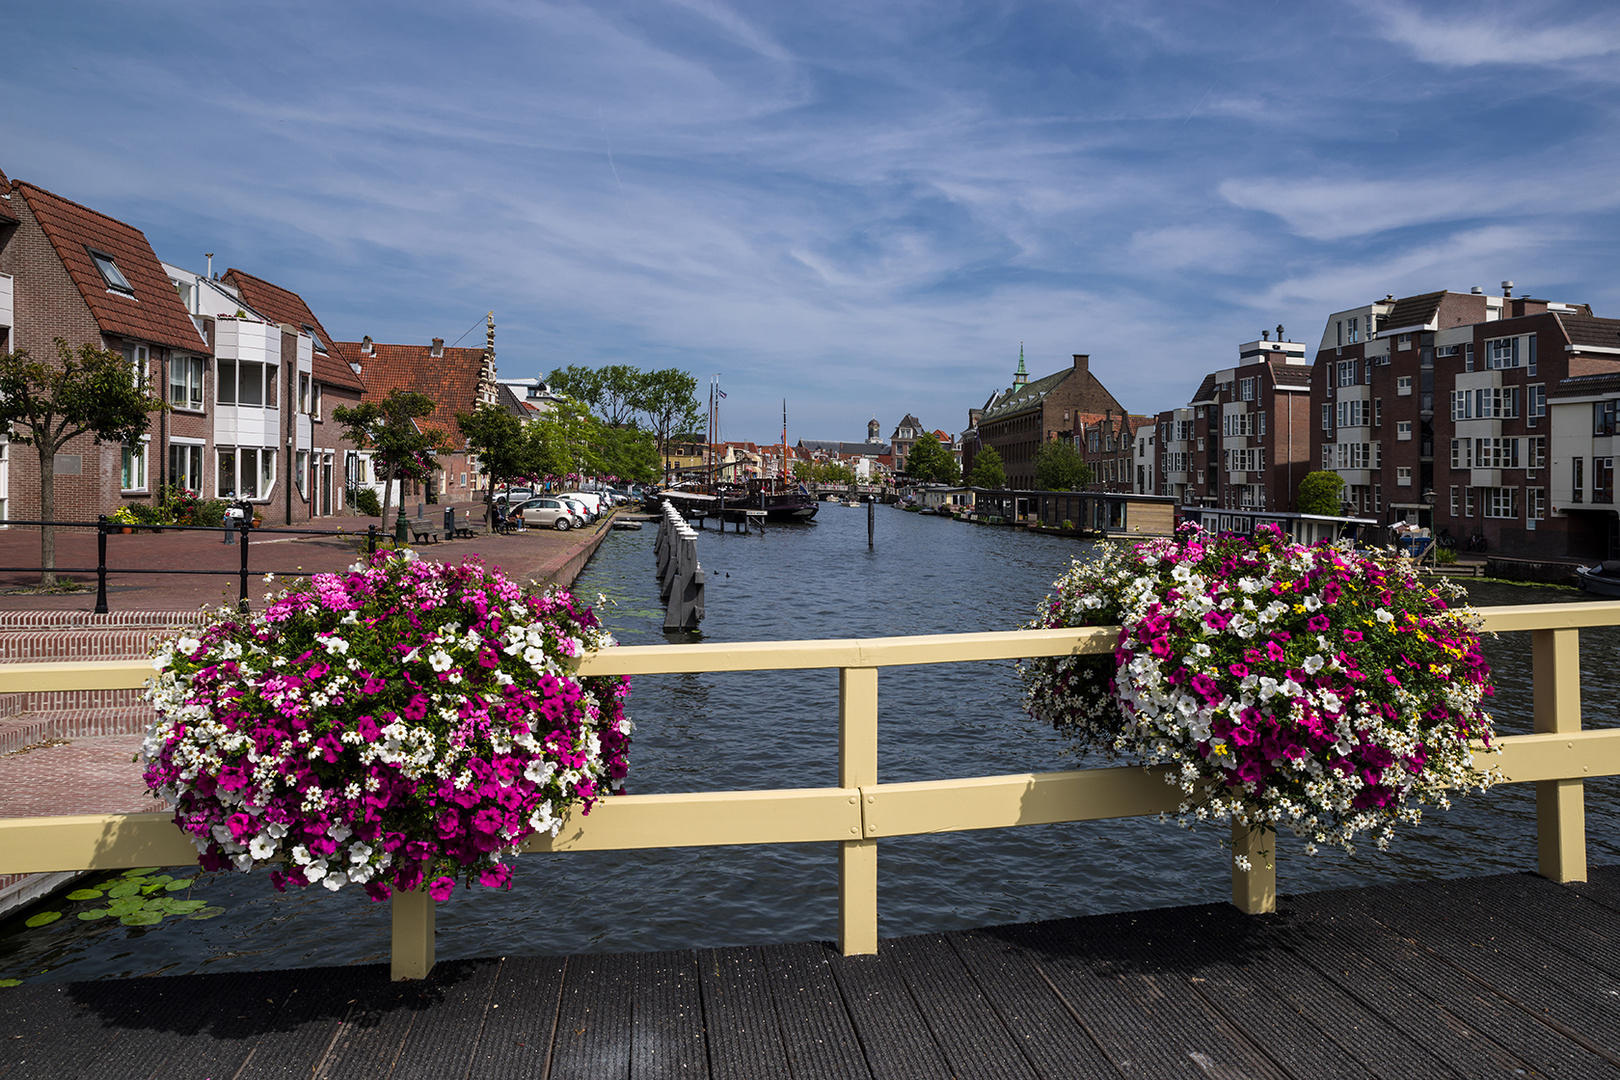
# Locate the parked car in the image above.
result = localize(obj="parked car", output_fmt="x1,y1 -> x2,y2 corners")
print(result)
555,495 -> 593,524
559,491 -> 604,519
517,497 -> 579,531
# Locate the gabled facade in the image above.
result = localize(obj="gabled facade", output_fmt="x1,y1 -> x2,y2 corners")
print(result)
977,353 -> 1128,490
0,176 -> 211,523
1079,410 -> 1154,493
890,414 -> 924,474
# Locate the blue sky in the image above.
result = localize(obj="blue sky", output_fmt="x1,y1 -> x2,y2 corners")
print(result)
7,0 -> 1620,443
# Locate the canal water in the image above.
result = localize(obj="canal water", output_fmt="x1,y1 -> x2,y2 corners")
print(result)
3,505 -> 1618,982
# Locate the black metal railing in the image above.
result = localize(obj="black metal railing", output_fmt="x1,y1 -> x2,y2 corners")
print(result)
0,518 -> 385,614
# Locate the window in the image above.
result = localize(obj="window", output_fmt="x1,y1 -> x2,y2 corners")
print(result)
217,360 -> 277,408
1451,439 -> 1471,469
1321,403 -> 1332,431
1397,421 -> 1412,441
88,248 -> 133,294
1485,336 -> 1520,370
299,374 -> 311,414
1347,317 -> 1360,344
1336,320 -> 1343,347
217,447 -> 275,500
169,355 -> 205,410
1465,343 -> 1475,372
1435,344 -> 1460,360
1528,385 -> 1546,428
1473,438 -> 1520,469
1528,336 -> 1537,376
1337,360 -> 1357,387
1573,457 -> 1584,503
1396,466 -> 1412,486
1529,436 -> 1546,470
311,382 -> 323,420
1529,488 -> 1545,520
1397,376 -> 1413,396
1483,487 -> 1518,519
1449,486 -> 1459,517
301,325 -> 328,354
1465,487 -> 1476,517
170,442 -> 203,492
1596,399 -> 1618,437
120,440 -> 148,491
1240,377 -> 1256,402
1398,333 -> 1412,350
1337,400 -> 1370,428
1374,398 -> 1382,427
122,343 -> 151,386
1453,387 -> 1520,421
1597,458 -> 1615,505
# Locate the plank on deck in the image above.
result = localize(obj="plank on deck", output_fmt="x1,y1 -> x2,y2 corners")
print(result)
0,870 -> 1617,1080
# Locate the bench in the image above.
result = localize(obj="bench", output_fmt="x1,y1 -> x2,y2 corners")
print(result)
408,521 -> 440,545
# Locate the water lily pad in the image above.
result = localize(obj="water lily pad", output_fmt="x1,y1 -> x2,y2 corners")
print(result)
24,911 -> 61,928
163,879 -> 191,892
77,910 -> 110,921
119,911 -> 164,927
105,897 -> 146,915
106,882 -> 141,899
65,889 -> 104,901
0,979 -> 21,988
186,906 -> 226,920
121,868 -> 160,877
161,899 -> 207,914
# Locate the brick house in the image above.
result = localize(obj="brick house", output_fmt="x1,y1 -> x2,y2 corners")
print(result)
889,414 -> 924,475
1156,334 -> 1313,510
222,269 -> 369,521
334,326 -> 499,508
1078,410 -> 1154,493
976,353 -> 1127,490
0,173 -> 211,524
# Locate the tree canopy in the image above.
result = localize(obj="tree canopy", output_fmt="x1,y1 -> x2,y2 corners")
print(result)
904,431 -> 961,485
546,364 -> 701,480
0,340 -> 163,585
967,444 -> 1006,489
1033,439 -> 1091,491
1297,470 -> 1347,516
333,390 -> 445,523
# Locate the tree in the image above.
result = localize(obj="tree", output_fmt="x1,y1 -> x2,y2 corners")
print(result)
333,390 -> 445,525
545,365 -> 605,413
634,368 -> 702,480
0,340 -> 163,586
904,431 -> 961,485
967,445 -> 1006,489
530,396 -> 601,483
1033,439 -> 1091,491
591,422 -> 660,484
457,404 -> 538,516
1297,470 -> 1347,516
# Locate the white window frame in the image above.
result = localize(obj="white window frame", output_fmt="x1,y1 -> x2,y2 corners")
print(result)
169,354 -> 205,411
120,437 -> 149,493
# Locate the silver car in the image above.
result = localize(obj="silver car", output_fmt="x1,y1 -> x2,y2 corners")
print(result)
517,497 -> 579,531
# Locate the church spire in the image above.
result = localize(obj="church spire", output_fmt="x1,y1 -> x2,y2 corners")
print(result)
1013,342 -> 1028,387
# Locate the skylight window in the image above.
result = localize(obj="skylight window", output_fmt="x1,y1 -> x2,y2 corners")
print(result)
301,324 -> 328,353
87,248 -> 133,294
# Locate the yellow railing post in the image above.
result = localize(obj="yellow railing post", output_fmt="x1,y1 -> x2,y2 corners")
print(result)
1231,819 -> 1276,914
839,665 -> 879,955
1532,627 -> 1586,884
391,885 -> 435,980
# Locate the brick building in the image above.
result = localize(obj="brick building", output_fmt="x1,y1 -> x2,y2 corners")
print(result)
1309,286 -> 1620,556
335,322 -> 499,508
0,172 -> 211,524
976,352 -> 1128,490
1078,410 -> 1154,493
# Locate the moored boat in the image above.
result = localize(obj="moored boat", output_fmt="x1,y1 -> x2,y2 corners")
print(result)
1576,560 -> 1620,597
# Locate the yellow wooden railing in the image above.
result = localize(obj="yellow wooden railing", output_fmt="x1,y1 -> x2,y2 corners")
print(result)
2,601 -> 1618,980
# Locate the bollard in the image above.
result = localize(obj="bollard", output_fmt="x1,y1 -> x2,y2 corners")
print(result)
95,516 -> 110,615
444,506 -> 455,539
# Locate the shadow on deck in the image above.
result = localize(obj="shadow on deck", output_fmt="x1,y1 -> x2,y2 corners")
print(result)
5,867 -> 1619,1079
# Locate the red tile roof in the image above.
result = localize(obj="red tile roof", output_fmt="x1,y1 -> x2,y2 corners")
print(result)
222,269 -> 365,393
0,172 -> 17,224
14,181 -> 207,353
333,341 -> 490,446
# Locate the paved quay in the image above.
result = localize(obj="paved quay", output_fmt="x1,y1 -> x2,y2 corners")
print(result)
3,868 -> 1619,1079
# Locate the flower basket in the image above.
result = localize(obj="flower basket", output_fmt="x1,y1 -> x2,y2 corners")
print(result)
141,549 -> 632,901
1019,524 -> 1497,859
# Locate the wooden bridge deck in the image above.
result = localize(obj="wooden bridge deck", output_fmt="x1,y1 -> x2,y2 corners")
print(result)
4,867 -> 1619,1079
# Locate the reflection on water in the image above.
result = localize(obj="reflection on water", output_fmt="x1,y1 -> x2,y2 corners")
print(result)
4,509 -> 1618,981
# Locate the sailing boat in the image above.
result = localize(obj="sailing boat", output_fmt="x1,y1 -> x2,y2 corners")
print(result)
722,398 -> 818,522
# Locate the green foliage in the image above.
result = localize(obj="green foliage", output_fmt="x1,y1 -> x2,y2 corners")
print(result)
1033,439 -> 1091,491
0,339 -> 163,584
1297,470 -> 1347,516
591,423 -> 661,483
350,486 -> 383,518
905,431 -> 961,485
967,445 -> 1006,489
457,404 -> 532,498
333,390 -> 445,525
794,460 -> 856,484
546,364 -> 702,479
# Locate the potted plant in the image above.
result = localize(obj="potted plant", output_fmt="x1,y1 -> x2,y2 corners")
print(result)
141,550 -> 632,901
1019,524 -> 1498,862
108,506 -> 138,533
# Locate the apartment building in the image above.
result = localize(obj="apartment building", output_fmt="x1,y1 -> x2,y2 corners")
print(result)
1310,286 -> 1620,555
1156,333 -> 1313,510
1549,369 -> 1620,559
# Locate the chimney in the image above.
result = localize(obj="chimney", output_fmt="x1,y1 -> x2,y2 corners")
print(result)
1072,353 -> 1089,375
361,335 -> 374,356
1502,280 -> 1514,299
431,337 -> 444,358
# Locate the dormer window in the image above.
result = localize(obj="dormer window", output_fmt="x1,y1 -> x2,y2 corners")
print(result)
88,248 -> 133,295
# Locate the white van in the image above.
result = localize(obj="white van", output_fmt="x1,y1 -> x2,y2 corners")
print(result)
558,491 -> 603,520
